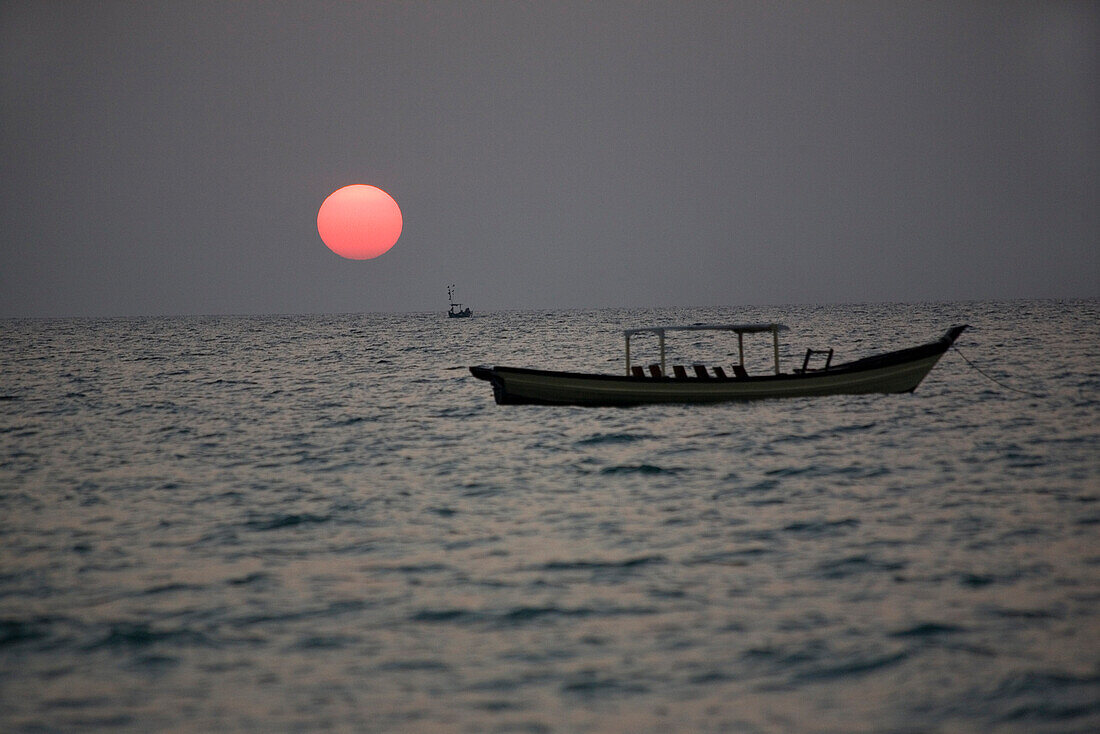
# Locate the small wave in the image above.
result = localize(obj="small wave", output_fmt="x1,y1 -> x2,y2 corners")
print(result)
411,603 -> 657,627
537,556 -> 665,572
959,573 -> 1001,588
0,618 -> 49,647
890,622 -> 966,638
575,432 -> 649,446
600,464 -> 677,475
1002,698 -> 1100,725
469,699 -> 519,713
244,513 -> 331,531
365,563 -> 451,575
378,658 -> 451,672
227,572 -> 269,587
815,554 -> 906,579
764,465 -> 816,477
987,606 -> 1063,620
142,582 -> 204,596
995,670 -> 1100,698
561,671 -> 649,697
233,600 -> 367,627
684,548 -> 769,566
775,422 -> 879,443
87,622 -> 212,650
742,644 -> 824,667
993,670 -> 1100,725
794,650 -> 909,681
411,608 -> 471,623
461,483 -> 502,497
129,654 -> 180,671
43,696 -> 118,712
688,669 -> 735,685
504,606 -> 591,623
741,478 -> 779,493
331,415 -> 369,426
783,518 -> 860,535
834,421 -> 879,434
292,634 -> 358,650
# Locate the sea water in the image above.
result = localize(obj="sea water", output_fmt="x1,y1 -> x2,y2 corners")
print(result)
1,299 -> 1098,733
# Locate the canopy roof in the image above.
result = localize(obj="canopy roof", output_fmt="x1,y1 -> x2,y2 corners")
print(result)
623,323 -> 788,337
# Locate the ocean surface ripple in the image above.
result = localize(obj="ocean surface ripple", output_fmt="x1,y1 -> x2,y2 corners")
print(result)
1,299 -> 1098,733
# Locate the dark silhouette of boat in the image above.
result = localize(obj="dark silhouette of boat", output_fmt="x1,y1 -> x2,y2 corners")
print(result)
447,284 -> 472,318
470,323 -> 967,406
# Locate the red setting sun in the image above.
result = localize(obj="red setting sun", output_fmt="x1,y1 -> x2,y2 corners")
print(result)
317,185 -> 403,260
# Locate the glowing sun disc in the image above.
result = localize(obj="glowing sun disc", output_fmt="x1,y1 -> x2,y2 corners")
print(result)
317,184 -> 403,260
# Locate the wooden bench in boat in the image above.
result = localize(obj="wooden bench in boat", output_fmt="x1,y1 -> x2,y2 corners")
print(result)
631,361 -> 751,380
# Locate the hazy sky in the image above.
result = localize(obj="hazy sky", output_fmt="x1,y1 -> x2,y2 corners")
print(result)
2,1 -> 1097,317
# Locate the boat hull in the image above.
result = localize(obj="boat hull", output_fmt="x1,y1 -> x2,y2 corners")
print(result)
470,326 -> 966,406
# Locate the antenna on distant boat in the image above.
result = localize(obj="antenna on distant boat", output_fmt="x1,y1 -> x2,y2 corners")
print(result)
446,283 -> 472,318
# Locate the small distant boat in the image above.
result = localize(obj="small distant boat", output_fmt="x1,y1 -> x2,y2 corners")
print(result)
470,323 -> 968,406
447,284 -> 472,318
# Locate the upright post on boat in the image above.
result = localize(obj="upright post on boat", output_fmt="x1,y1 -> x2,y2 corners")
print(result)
738,332 -> 745,369
659,330 -> 666,375
625,334 -> 631,375
772,325 -> 781,375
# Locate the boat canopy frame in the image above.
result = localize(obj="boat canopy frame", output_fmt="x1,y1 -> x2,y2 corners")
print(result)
623,323 -> 789,376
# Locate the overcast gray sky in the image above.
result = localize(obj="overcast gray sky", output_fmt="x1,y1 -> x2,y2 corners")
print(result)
2,1 -> 1097,317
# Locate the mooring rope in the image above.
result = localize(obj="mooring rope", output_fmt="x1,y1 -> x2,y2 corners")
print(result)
950,344 -> 1046,398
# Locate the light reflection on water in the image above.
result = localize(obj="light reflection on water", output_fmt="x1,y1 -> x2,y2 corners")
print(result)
1,299 -> 1098,732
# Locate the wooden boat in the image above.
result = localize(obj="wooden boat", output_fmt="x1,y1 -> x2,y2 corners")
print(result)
470,323 -> 968,406
447,284 -> 472,318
